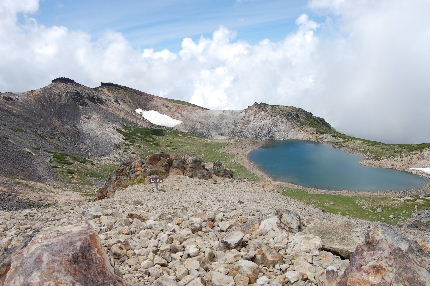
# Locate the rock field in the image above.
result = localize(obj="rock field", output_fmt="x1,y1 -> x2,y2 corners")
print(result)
1,175 -> 429,285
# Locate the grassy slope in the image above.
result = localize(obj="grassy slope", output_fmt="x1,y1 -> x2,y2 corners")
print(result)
267,103 -> 430,160
283,187 -> 430,225
116,125 -> 259,181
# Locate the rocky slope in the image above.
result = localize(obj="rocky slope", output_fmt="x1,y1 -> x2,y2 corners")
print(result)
1,176 -> 429,286
0,78 -> 331,184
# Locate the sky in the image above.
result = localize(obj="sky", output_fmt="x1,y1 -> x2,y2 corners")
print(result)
0,0 -> 428,144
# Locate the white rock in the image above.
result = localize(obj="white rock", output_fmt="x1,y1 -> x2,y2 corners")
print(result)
256,276 -> 270,285
210,271 -> 234,286
218,221 -> 232,232
141,260 -> 154,269
285,270 -> 301,283
184,258 -> 200,271
279,210 -> 301,232
290,233 -> 322,254
235,260 -> 259,284
154,276 -> 179,286
185,244 -> 199,257
221,231 -> 244,249
178,275 -> 196,286
154,255 -> 168,266
148,266 -> 163,279
186,277 -> 204,286
258,217 -> 280,235
125,257 -> 139,266
85,206 -> 103,218
175,265 -> 189,280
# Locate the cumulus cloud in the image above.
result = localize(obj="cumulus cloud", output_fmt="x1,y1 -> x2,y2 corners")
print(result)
0,0 -> 428,143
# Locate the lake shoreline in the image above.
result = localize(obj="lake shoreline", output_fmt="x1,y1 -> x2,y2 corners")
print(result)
224,139 -> 430,198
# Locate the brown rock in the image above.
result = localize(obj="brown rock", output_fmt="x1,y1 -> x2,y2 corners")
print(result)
0,222 -> 124,286
338,225 -> 430,286
254,247 -> 283,267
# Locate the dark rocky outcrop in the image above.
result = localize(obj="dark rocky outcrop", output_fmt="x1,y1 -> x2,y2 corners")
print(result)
0,222 -> 124,286
96,152 -> 234,199
337,225 -> 430,286
51,77 -> 76,84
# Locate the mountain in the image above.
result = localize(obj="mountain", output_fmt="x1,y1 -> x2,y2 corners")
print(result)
0,77 -> 333,184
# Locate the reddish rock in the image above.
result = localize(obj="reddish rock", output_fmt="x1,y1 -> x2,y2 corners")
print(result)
0,222 -> 124,286
337,225 -> 430,286
97,152 -> 233,199
254,247 -> 284,267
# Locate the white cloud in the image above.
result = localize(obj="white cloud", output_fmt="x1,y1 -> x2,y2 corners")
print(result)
0,0 -> 428,143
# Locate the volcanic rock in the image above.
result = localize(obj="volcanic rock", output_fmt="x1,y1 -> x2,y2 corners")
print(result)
338,225 -> 430,286
0,222 -> 124,286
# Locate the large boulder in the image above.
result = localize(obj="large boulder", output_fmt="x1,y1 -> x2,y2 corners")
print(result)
305,220 -> 364,259
337,225 -> 430,286
0,222 -> 124,286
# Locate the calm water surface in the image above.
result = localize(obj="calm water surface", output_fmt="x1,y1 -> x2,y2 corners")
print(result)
249,140 -> 429,191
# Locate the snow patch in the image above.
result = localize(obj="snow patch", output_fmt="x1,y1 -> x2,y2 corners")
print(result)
410,168 -> 430,175
135,109 -> 182,128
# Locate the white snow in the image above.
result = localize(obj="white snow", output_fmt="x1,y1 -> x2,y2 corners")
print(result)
135,109 -> 182,128
410,168 -> 430,175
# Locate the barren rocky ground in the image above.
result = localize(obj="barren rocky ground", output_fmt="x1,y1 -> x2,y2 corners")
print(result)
1,176 -> 429,285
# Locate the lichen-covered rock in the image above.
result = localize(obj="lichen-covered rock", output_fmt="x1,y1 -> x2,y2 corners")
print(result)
0,222 -> 124,286
337,225 -> 430,286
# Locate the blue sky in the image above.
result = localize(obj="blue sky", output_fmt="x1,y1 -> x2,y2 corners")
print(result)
34,0 -> 314,51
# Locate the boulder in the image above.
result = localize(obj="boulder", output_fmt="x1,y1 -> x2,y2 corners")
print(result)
233,260 -> 260,284
257,217 -> 281,235
305,220 -> 363,258
154,276 -> 179,286
337,225 -> 430,286
289,233 -> 322,254
208,271 -> 234,286
277,210 -> 301,232
0,222 -> 124,286
254,247 -> 283,267
221,231 -> 245,249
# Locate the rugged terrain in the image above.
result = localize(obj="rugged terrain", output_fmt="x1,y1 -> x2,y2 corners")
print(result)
1,77 -> 428,185
1,78 -> 430,285
1,176 -> 429,286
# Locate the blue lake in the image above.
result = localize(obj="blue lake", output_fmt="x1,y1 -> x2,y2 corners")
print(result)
249,140 -> 429,191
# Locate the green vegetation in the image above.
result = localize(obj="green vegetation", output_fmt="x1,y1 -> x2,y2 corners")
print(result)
300,117 -> 334,134
332,132 -> 430,160
169,98 -> 205,109
116,125 -> 259,180
51,152 -> 90,165
12,127 -> 26,133
283,187 -> 430,224
116,125 -> 165,144
50,152 -> 118,188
